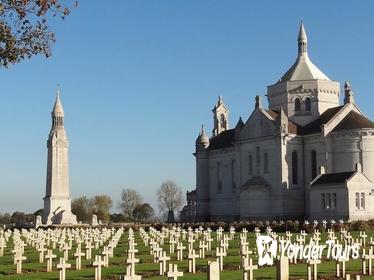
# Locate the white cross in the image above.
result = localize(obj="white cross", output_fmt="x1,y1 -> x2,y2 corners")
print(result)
167,263 -> 183,280
46,249 -> 57,272
126,256 -> 140,276
74,247 -> 85,270
307,259 -> 321,280
158,251 -> 170,276
199,240 -> 208,259
62,243 -> 71,261
102,246 -> 110,267
14,251 -> 27,274
38,245 -> 47,263
93,255 -> 106,280
188,249 -> 199,274
56,257 -> 71,280
243,257 -> 258,280
0,237 -> 6,257
176,242 -> 186,260
85,241 -> 94,260
216,246 -> 226,271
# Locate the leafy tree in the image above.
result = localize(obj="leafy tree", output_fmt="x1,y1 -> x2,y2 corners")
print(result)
10,211 -> 26,226
120,188 -> 142,221
33,208 -> 44,217
0,212 -> 10,224
92,195 -> 112,223
0,0 -> 77,67
110,213 -> 126,223
133,203 -> 154,223
71,196 -> 93,223
157,180 -> 183,222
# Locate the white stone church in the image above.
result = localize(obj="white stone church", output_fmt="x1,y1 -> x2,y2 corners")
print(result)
182,23 -> 374,222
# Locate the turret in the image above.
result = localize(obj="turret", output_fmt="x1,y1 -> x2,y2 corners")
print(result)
344,81 -> 355,105
51,90 -> 64,128
212,96 -> 229,136
267,22 -> 340,126
195,125 -> 209,152
298,21 -> 308,55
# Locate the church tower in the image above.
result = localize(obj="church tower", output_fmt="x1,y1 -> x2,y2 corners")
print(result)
42,91 -> 77,225
267,22 -> 340,126
212,96 -> 229,136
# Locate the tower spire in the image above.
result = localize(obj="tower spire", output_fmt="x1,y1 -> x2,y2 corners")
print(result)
298,21 -> 308,55
344,81 -> 355,104
51,88 -> 64,128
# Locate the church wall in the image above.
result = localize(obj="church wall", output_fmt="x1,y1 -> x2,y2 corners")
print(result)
347,173 -> 374,220
309,184 -> 349,220
303,134 -> 326,217
207,148 -> 240,221
361,132 -> 374,183
238,136 -> 282,219
282,135 -> 305,218
331,132 -> 361,173
195,151 -> 210,221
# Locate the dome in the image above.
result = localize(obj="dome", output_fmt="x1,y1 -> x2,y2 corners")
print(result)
277,22 -> 330,83
195,126 -> 209,145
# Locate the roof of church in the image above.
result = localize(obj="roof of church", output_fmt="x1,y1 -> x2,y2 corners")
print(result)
279,54 -> 330,83
333,111 -> 374,132
312,171 -> 355,185
52,91 -> 64,115
241,175 -> 270,189
301,106 -> 374,135
277,22 -> 330,83
301,106 -> 343,135
267,110 -> 301,134
208,129 -> 236,150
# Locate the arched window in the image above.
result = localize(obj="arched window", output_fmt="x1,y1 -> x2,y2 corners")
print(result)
305,97 -> 311,111
264,152 -> 268,173
217,162 -> 222,194
220,114 -> 226,128
248,155 -> 253,175
256,146 -> 260,174
295,98 -> 301,112
311,150 -> 317,180
231,160 -> 236,193
292,151 -> 298,185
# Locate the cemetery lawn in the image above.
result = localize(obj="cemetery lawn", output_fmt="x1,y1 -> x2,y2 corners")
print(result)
1,230 -> 374,279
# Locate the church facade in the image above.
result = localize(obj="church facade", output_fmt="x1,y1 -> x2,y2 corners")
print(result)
182,23 -> 374,222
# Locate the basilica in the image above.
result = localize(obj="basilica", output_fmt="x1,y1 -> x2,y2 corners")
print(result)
182,23 -> 374,222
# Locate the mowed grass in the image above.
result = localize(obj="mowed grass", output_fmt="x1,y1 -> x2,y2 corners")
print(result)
1,230 -> 374,279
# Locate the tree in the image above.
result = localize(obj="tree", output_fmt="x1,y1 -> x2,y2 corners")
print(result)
120,188 -> 142,221
133,203 -> 154,223
0,0 -> 77,67
0,212 -> 10,224
157,180 -> 183,222
71,196 -> 93,223
10,211 -> 26,226
92,195 -> 113,223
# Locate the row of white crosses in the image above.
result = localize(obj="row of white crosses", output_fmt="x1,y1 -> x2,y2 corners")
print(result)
2,226 -> 127,280
138,226 -> 256,280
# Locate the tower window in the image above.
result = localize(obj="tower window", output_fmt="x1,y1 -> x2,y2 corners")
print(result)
231,160 -> 236,193
256,146 -> 260,174
292,151 -> 298,185
220,114 -> 226,129
263,152 -> 268,173
295,98 -> 301,112
311,150 -> 317,180
305,98 -> 311,111
217,162 -> 222,194
248,155 -> 253,175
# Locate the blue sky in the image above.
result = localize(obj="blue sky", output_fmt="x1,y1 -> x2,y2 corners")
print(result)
1,1 -> 374,214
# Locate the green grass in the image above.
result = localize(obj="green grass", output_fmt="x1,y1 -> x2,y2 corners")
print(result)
0,230 -> 374,279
